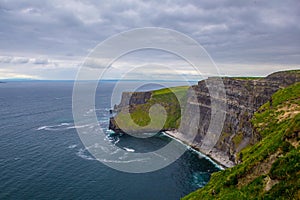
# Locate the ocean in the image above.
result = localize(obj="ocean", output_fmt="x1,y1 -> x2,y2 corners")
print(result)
0,81 -> 220,200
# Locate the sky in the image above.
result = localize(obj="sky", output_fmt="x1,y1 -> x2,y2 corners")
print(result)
0,0 -> 299,80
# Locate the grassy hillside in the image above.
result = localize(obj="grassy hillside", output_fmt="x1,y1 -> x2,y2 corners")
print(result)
114,85 -> 189,132
183,82 -> 300,200
231,76 -> 263,80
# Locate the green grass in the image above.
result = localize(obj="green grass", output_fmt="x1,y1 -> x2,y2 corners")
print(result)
230,77 -> 264,80
270,69 -> 300,74
114,85 -> 189,132
232,132 -> 244,149
152,85 -> 189,96
183,82 -> 300,200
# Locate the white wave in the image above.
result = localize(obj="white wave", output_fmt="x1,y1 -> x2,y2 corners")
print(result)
66,124 -> 91,130
99,119 -> 108,123
104,134 -> 121,146
105,129 -> 115,134
54,97 -> 69,100
84,110 -> 93,116
162,132 -> 224,170
109,148 -> 121,155
61,123 -> 71,126
98,157 -> 150,163
85,108 -> 104,115
76,148 -> 96,161
36,122 -> 96,131
113,137 -> 120,145
118,153 -> 128,160
89,143 -> 121,155
152,152 -> 167,161
76,147 -> 144,162
37,126 -> 48,130
192,172 -> 209,187
36,123 -> 73,131
68,144 -> 77,149
123,147 -> 135,152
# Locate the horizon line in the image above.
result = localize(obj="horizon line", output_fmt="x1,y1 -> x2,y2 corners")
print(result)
0,79 -> 200,82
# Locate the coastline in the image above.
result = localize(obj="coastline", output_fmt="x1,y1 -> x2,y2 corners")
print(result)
161,132 -> 224,170
164,130 -> 235,169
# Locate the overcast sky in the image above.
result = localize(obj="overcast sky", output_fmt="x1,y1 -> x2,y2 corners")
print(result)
0,0 -> 299,80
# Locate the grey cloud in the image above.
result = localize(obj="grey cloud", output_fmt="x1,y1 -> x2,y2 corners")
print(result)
0,56 -> 28,64
13,57 -> 29,64
0,0 -> 299,79
0,56 -> 13,63
33,58 -> 48,65
0,55 -> 52,65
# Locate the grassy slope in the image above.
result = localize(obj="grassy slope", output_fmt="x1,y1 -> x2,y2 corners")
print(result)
115,86 -> 189,131
231,77 -> 264,80
183,82 -> 300,200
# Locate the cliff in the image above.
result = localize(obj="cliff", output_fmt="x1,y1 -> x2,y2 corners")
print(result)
183,82 -> 300,199
115,91 -> 152,111
109,86 -> 189,134
109,70 -> 300,167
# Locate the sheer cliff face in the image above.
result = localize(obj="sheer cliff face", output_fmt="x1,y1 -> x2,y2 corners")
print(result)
110,70 -> 300,165
115,91 -> 152,111
179,71 -> 300,163
181,78 -> 280,161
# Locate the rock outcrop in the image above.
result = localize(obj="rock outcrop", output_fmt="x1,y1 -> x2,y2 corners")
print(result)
181,78 -> 280,164
114,91 -> 152,111
109,70 -> 300,167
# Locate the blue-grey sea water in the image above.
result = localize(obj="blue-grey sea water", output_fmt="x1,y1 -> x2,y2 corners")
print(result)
0,81 -> 219,200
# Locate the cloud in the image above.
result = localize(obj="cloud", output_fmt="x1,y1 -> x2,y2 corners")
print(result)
0,56 -> 13,63
0,56 -> 50,65
0,0 -> 299,79
0,56 -> 29,64
13,57 -> 29,64
33,58 -> 49,65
